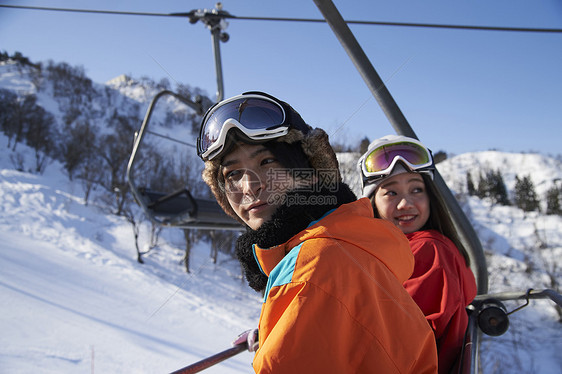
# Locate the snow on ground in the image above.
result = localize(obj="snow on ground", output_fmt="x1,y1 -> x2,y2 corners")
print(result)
0,136 -> 261,373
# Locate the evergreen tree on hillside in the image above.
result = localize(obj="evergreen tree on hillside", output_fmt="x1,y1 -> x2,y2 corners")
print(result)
476,172 -> 488,199
433,150 -> 447,164
491,170 -> 510,205
546,186 -> 561,215
467,171 -> 476,196
359,137 -> 370,154
476,169 -> 509,205
514,175 -> 540,212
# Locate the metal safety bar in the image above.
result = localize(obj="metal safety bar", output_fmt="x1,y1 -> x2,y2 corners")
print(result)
459,288 -> 562,374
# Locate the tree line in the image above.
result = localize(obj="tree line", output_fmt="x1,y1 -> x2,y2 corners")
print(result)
0,52 -> 239,272
466,169 -> 561,215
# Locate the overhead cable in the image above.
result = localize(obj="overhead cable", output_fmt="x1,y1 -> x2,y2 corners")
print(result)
1,4 -> 561,33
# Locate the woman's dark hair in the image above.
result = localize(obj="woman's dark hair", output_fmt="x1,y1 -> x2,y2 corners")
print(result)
371,173 -> 471,266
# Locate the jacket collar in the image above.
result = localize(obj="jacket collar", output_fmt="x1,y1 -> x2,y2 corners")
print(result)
235,183 -> 357,292
254,197 -> 415,284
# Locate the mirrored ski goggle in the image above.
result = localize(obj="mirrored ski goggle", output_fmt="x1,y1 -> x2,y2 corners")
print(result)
359,140 -> 434,182
197,94 -> 291,161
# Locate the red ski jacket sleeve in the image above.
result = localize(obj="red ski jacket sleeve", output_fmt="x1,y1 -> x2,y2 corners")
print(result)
252,199 -> 437,373
405,230 -> 477,374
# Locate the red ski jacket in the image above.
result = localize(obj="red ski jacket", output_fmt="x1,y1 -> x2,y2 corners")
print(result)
404,230 -> 477,374
252,198 -> 437,373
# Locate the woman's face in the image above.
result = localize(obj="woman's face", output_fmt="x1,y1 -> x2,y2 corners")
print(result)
221,143 -> 296,230
373,172 -> 430,234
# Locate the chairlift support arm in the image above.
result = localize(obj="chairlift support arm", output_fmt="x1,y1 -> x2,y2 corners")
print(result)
126,90 -> 199,224
313,0 -> 488,294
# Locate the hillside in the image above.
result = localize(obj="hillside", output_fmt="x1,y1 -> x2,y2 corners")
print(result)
0,136 -> 262,373
1,57 -> 561,373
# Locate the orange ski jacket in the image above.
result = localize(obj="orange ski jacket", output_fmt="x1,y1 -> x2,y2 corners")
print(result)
252,198 -> 438,373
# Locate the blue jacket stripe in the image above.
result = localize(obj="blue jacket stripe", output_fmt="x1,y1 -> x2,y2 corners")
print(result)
263,242 -> 303,303
252,244 -> 267,275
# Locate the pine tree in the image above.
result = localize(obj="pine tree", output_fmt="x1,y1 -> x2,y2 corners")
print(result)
546,186 -> 562,215
359,137 -> 370,154
476,172 -> 489,199
514,175 -> 540,212
467,171 -> 476,196
492,170 -> 510,206
477,169 -> 509,205
433,151 -> 447,164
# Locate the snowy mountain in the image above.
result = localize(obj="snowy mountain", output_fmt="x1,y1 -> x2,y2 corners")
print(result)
1,56 -> 561,373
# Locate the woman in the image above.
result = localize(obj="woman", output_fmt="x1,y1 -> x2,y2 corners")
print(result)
358,134 -> 477,374
198,92 -> 437,373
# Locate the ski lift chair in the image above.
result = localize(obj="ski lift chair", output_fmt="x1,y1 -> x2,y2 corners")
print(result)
134,186 -> 242,230
126,90 -> 243,231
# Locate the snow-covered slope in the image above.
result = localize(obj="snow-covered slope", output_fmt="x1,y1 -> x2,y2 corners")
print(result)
0,136 -> 261,373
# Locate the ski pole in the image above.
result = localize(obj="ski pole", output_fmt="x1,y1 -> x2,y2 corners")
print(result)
170,341 -> 248,374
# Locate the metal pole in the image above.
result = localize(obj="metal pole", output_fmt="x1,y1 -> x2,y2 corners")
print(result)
210,25 -> 225,102
170,344 -> 247,374
312,1 -> 414,137
313,0 -> 488,293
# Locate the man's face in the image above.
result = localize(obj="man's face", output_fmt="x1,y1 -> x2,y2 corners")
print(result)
221,143 -> 295,230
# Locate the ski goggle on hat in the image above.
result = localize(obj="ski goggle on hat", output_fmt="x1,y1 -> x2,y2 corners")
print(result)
197,91 -> 310,161
358,134 -> 435,191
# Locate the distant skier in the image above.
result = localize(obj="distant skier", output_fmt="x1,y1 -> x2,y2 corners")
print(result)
358,135 -> 478,373
197,92 -> 437,373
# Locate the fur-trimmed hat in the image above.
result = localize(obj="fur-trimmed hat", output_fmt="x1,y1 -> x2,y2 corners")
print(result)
200,94 -> 342,222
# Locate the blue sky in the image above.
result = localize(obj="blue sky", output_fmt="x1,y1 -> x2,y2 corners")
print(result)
1,0 -> 561,156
